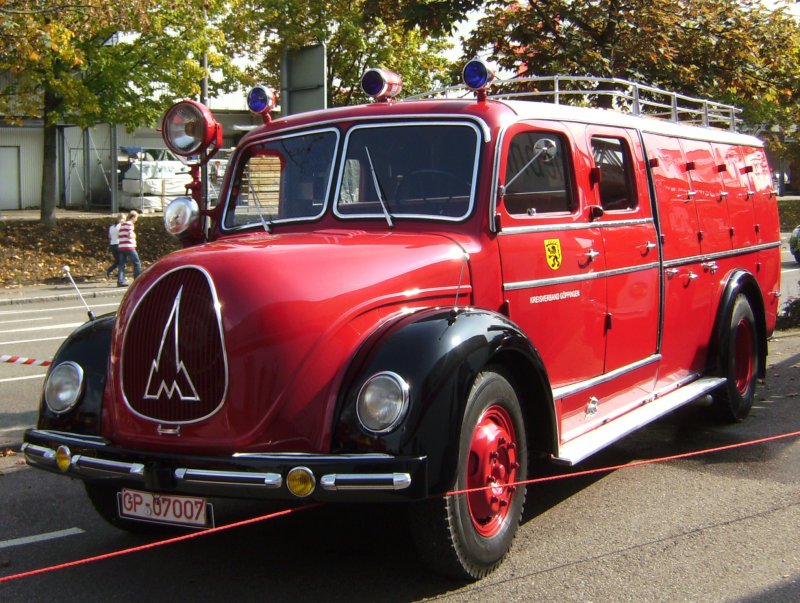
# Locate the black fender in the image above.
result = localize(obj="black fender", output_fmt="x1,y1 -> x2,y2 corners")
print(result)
334,307 -> 554,495
37,313 -> 116,434
710,270 -> 767,379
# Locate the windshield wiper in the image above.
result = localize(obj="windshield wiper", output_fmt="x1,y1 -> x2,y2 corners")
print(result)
249,186 -> 273,233
364,146 -> 394,229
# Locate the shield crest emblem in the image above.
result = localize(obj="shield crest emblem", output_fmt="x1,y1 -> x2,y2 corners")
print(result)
544,238 -> 562,270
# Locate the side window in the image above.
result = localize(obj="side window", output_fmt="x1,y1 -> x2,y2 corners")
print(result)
591,136 -> 637,211
503,132 -> 574,215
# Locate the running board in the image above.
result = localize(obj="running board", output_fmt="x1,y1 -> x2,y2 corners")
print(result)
553,377 -> 726,466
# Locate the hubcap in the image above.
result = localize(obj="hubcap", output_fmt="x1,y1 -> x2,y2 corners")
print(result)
733,318 -> 754,395
466,404 -> 519,537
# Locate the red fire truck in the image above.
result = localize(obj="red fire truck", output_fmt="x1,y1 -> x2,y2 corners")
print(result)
23,61 -> 781,580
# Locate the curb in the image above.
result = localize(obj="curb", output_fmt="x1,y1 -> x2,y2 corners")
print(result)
0,287 -> 126,307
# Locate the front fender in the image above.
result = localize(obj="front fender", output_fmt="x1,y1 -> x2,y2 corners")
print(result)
334,307 -> 551,494
37,314 -> 116,435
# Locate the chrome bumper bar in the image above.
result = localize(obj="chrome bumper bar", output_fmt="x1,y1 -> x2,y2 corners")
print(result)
22,430 -> 420,497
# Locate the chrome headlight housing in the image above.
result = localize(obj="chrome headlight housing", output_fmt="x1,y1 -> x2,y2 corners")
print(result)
44,361 -> 85,414
356,372 -> 410,434
164,196 -> 200,237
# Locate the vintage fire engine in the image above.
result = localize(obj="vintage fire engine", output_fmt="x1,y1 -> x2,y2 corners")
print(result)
23,61 -> 781,580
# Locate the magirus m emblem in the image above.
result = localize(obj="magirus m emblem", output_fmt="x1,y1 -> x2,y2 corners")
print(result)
144,286 -> 200,402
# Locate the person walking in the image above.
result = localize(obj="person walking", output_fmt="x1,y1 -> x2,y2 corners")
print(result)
105,213 -> 124,279
117,210 -> 141,287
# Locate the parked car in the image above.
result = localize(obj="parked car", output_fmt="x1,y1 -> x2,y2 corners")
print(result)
790,225 -> 800,263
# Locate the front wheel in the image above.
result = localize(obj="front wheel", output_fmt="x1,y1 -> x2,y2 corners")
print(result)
713,295 -> 758,422
408,368 -> 527,581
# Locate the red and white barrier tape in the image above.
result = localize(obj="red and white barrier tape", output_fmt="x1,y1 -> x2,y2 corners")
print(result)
1,430 -> 798,584
0,354 -> 51,368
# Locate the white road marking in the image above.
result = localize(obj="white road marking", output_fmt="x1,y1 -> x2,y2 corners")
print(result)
0,527 -> 85,550
0,302 -> 119,316
0,322 -> 82,334
0,336 -> 66,345
0,317 -> 52,325
0,374 -> 47,383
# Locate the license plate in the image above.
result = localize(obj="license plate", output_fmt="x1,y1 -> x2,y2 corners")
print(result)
118,489 -> 213,528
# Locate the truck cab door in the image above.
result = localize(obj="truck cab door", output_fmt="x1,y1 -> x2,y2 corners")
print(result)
495,121 -> 606,437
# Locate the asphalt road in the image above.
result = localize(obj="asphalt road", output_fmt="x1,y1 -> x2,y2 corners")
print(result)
0,329 -> 797,601
0,243 -> 798,601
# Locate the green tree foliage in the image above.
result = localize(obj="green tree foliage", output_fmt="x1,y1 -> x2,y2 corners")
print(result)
0,0 -> 241,224
220,0 -> 454,106
463,0 -> 800,129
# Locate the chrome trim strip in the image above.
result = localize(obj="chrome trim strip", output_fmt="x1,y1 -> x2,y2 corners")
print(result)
175,468 -> 282,489
552,354 -> 661,400
121,265 -> 230,426
254,112 -> 492,143
21,443 -> 56,465
504,262 -> 659,291
662,241 -> 782,268
500,218 -> 653,236
72,455 -> 146,478
25,430 -> 108,447
232,451 -> 395,460
320,473 -> 412,491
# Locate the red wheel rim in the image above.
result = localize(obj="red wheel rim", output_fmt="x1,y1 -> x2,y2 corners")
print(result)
733,318 -> 754,395
466,404 -> 519,537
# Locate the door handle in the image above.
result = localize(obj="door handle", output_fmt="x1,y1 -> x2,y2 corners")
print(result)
640,241 -> 657,255
585,249 -> 601,261
701,261 -> 719,274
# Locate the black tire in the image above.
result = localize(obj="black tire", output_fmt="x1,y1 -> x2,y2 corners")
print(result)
84,482 -> 177,536
713,295 -> 758,422
408,368 -> 527,581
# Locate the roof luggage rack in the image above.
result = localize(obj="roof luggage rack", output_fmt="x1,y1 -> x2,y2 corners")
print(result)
408,75 -> 741,132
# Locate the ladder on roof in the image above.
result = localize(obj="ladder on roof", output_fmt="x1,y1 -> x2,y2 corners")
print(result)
408,75 -> 741,132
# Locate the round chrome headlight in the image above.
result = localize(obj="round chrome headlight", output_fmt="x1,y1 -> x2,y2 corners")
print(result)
44,361 -> 84,414
162,100 -> 219,157
356,372 -> 410,434
164,196 -> 200,236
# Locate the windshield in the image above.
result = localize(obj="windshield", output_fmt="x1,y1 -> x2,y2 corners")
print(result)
223,128 -> 338,229
335,122 -> 480,221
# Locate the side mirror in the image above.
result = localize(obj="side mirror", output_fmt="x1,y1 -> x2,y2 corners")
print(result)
533,137 -> 558,163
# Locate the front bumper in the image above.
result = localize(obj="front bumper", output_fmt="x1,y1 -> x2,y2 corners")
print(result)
23,429 -> 428,502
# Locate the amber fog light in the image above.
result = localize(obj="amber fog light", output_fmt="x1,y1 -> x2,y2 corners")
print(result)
44,361 -> 84,414
287,467 -> 315,497
55,446 -> 72,473
356,372 -> 409,434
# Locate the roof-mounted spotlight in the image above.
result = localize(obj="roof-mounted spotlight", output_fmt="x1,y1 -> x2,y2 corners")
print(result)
247,85 -> 277,123
462,59 -> 496,101
361,68 -> 403,102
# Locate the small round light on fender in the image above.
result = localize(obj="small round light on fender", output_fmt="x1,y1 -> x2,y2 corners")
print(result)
287,467 -> 316,497
356,372 -> 410,434
44,361 -> 84,414
55,445 -> 72,473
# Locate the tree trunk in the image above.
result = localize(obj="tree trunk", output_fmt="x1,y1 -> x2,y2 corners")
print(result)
40,90 -> 59,227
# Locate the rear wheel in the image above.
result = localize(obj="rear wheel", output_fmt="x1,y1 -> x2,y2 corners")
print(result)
713,295 -> 758,422
408,368 -> 527,581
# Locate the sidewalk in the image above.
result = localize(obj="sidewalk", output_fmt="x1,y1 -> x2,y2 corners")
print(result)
0,280 -> 126,307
